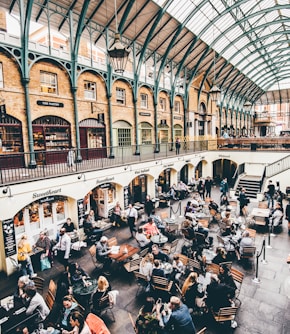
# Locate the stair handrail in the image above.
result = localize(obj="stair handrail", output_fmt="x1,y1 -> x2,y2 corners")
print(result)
265,154 -> 290,178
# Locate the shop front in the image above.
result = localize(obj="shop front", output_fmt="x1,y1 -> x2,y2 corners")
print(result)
0,114 -> 24,169
90,183 -> 116,219
79,118 -> 106,160
32,116 -> 71,165
129,175 -> 147,204
158,169 -> 171,193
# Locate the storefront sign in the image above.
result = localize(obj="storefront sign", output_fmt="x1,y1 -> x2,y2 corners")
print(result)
139,112 -> 151,116
39,196 -> 55,204
2,218 -> 16,257
96,177 -> 114,183
98,113 -> 105,123
77,199 -> 86,228
99,183 -> 111,189
32,188 -> 61,199
37,100 -> 64,107
174,116 -> 182,120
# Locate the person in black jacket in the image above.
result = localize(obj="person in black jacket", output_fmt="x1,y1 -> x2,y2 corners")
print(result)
286,198 -> 290,236
238,187 -> 249,216
144,195 -> 154,217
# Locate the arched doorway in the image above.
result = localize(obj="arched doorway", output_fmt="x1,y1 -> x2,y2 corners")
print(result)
213,159 -> 237,187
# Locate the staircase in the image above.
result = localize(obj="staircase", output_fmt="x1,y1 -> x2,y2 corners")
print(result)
234,176 -> 261,198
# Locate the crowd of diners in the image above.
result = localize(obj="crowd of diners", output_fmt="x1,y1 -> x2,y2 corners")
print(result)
12,178 -> 288,334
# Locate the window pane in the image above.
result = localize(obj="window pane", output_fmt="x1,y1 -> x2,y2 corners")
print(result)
118,128 -> 131,146
159,98 -> 166,111
174,101 -> 180,113
141,128 -> 152,144
141,94 -> 148,108
84,81 -> 96,100
116,88 -> 125,104
40,71 -> 57,94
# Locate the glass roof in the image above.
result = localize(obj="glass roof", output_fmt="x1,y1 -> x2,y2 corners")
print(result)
153,0 -> 290,91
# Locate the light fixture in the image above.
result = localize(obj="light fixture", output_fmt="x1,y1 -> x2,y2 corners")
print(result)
244,101 -> 252,112
77,173 -> 86,181
107,0 -> 130,74
2,186 -> 12,197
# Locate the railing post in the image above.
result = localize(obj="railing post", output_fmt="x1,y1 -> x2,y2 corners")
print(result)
253,238 -> 266,284
261,236 -> 268,264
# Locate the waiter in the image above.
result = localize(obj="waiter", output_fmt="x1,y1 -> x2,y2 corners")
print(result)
125,203 -> 138,238
53,227 -> 71,270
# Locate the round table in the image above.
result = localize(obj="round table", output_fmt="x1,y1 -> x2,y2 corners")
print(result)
150,234 -> 168,246
73,278 -> 97,307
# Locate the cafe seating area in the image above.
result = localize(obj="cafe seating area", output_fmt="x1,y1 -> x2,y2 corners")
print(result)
0,187 -> 289,334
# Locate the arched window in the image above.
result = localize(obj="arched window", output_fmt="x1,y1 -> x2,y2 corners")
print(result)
140,122 -> 153,144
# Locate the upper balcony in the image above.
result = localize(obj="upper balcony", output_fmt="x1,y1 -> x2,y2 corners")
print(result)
254,111 -> 272,124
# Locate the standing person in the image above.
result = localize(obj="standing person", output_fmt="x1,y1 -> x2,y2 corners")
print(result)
34,230 -> 52,267
53,227 -> 71,270
67,146 -> 75,171
17,234 -> 36,278
156,296 -> 196,334
175,137 -> 181,155
197,179 -> 205,200
285,198 -> 290,236
110,201 -> 122,227
144,195 -> 154,217
238,187 -> 249,216
220,177 -> 229,196
266,180 -> 275,209
204,176 -> 213,198
125,203 -> 138,238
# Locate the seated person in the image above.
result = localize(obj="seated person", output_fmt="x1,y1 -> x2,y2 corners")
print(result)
151,244 -> 169,263
143,217 -> 160,238
62,218 -> 75,233
91,275 -> 112,313
150,210 -> 166,234
139,253 -> 154,281
135,297 -> 161,334
182,219 -> 196,240
135,227 -> 152,249
95,236 -> 112,274
181,272 -> 204,310
220,195 -> 230,208
212,247 -> 228,264
238,231 -> 254,257
170,254 -> 185,282
184,201 -> 194,216
196,222 -> 209,238
68,262 -> 90,285
14,276 -> 31,307
222,227 -> 239,259
208,198 -> 219,213
206,274 -> 235,313
25,285 -> 50,323
218,264 -> 237,292
152,259 -> 165,277
83,212 -> 103,242
110,201 -> 123,227
270,202 -> 284,227
56,295 -> 84,331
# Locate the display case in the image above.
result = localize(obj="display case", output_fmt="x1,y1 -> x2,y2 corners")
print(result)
44,127 -> 70,151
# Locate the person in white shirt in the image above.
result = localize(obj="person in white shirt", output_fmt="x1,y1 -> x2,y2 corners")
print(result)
125,203 -> 138,238
53,227 -> 71,270
135,227 -> 152,249
238,231 -> 254,257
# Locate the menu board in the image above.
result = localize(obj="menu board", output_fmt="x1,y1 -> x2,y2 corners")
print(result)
123,186 -> 130,209
77,199 -> 86,228
2,218 -> 16,257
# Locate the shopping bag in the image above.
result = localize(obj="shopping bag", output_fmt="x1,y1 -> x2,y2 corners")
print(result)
40,256 -> 51,271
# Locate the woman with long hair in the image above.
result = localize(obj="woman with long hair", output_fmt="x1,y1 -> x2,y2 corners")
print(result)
91,276 -> 111,313
139,253 -> 154,281
135,296 -> 161,334
181,272 -> 201,309
62,311 -> 91,334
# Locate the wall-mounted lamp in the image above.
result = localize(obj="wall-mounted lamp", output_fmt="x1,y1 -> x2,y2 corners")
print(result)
77,173 -> 86,181
185,159 -> 191,163
2,186 -> 12,197
124,165 -> 131,171
155,160 -> 162,165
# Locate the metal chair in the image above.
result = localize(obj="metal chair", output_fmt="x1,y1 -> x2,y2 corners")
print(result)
211,306 -> 239,325
123,257 -> 142,273
95,294 -> 115,322
151,276 -> 173,294
31,276 -> 45,294
88,245 -> 103,270
133,271 -> 149,296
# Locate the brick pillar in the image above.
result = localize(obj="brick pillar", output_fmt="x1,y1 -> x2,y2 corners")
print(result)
0,9 -> 7,32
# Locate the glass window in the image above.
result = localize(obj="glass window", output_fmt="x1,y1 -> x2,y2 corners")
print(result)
159,129 -> 168,143
174,101 -> 180,113
84,81 -> 96,100
29,202 -> 40,231
118,128 -> 131,146
56,200 -> 65,221
0,63 -> 3,88
159,98 -> 166,111
40,71 -> 57,94
141,128 -> 152,144
140,93 -> 148,108
116,88 -> 126,104
14,209 -> 25,235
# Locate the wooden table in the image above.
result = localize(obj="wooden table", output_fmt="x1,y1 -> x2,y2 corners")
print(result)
109,244 -> 139,263
250,207 -> 270,226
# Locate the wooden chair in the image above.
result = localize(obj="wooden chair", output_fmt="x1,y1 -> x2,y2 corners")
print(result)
88,245 -> 103,270
107,237 -> 118,247
151,276 -> 173,294
138,247 -> 149,258
45,290 -> 55,311
167,223 -> 180,235
162,238 -> 179,255
231,267 -> 245,306
219,261 -> 232,269
258,201 -> 268,209
32,276 -> 45,294
176,254 -> 189,266
197,327 -> 207,334
48,279 -> 57,298
133,271 -> 149,296
240,246 -> 256,260
128,312 -> 137,333
245,227 -> 256,240
212,306 -> 239,325
94,294 -> 115,322
187,258 -> 202,273
124,257 -> 142,273
206,263 -> 220,275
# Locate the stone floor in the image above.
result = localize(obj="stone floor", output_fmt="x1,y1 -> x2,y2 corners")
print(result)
0,187 -> 289,334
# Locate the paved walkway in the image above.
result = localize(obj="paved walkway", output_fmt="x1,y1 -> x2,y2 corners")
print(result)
0,187 -> 289,333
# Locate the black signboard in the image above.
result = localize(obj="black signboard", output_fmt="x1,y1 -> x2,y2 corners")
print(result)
98,113 -> 105,124
2,218 -> 16,257
0,104 -> 6,114
77,199 -> 86,228
37,100 -> 64,107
